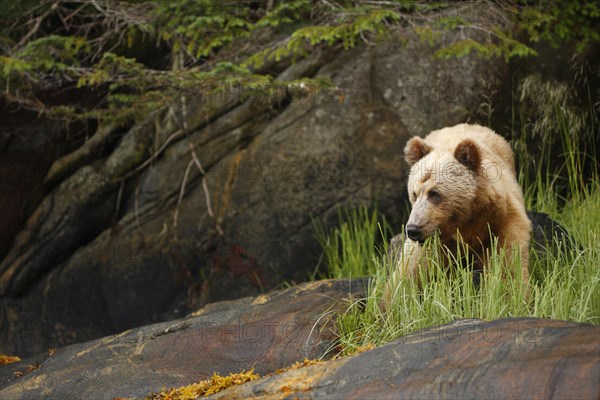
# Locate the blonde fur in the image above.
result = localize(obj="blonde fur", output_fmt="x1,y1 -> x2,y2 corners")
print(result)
382,124 -> 531,308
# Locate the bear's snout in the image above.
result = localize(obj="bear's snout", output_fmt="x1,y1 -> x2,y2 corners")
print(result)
406,224 -> 424,243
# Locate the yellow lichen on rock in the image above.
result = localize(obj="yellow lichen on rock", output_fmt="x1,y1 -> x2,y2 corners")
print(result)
275,358 -> 322,374
355,343 -> 375,354
251,294 -> 270,305
143,360 -> 323,399
0,354 -> 21,365
145,369 -> 259,400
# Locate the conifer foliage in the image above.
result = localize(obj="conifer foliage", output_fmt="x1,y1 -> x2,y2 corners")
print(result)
1,1 -> 597,124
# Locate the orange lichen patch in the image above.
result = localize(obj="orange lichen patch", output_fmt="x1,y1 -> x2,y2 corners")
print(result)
281,385 -> 292,394
275,358 -> 323,374
0,354 -> 21,365
27,363 -> 40,372
145,369 -> 260,400
271,362 -> 325,396
142,359 -> 323,399
355,342 -> 375,354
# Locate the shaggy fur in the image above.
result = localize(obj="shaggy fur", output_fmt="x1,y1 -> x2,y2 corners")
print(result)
383,124 -> 531,305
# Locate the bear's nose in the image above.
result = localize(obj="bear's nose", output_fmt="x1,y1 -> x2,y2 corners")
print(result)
406,224 -> 422,242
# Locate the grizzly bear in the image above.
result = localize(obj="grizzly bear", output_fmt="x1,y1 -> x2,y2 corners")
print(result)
383,124 -> 531,305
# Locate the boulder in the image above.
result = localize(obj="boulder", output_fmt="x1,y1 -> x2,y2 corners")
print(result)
0,279 -> 367,399
527,210 -> 581,255
1,279 -> 597,400
208,318 -> 600,400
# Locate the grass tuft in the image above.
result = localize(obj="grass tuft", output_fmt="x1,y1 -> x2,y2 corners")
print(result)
328,191 -> 599,357
313,207 -> 392,280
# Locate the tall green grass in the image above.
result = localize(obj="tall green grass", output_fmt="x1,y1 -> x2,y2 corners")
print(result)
312,207 -> 392,279
514,74 -> 599,212
329,196 -> 599,356
317,77 -> 599,357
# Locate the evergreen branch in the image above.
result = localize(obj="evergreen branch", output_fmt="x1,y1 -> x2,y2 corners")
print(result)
1,0 -> 597,125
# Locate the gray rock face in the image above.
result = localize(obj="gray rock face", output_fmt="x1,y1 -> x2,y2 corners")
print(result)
0,25 -> 506,356
1,279 -> 597,400
0,279 -> 367,399
209,318 -> 600,400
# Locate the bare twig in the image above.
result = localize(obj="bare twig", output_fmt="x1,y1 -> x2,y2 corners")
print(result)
120,128 -> 185,180
115,178 -> 125,221
16,4 -> 53,48
172,143 -> 225,237
188,142 -> 225,236
134,181 -> 141,230
173,159 -> 195,230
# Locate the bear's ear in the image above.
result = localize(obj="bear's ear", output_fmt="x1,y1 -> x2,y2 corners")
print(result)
404,137 -> 431,166
454,139 -> 481,171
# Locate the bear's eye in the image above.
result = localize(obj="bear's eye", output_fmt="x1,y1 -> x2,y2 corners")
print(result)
428,190 -> 442,204
412,191 -> 417,201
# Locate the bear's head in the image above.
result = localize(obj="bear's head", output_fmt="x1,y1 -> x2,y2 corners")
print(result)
403,136 -> 482,244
